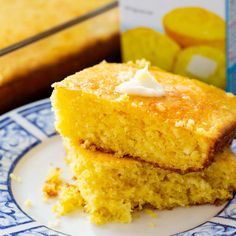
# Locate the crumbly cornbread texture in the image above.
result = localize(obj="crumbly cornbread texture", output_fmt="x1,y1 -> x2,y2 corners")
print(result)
53,184 -> 84,215
51,62 -> 236,172
53,139 -> 236,224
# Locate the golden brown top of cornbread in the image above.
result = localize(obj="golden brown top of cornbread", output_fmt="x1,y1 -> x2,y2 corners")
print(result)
54,61 -> 236,137
0,0 -> 111,48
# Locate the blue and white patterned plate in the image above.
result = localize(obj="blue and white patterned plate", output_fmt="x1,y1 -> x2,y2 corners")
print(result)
1,98 -> 236,236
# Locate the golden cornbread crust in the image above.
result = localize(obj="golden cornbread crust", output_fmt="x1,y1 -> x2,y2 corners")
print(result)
208,121 -> 236,163
52,62 -> 236,172
182,121 -> 236,173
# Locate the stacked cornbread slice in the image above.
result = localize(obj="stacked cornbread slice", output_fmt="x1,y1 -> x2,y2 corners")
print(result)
51,61 -> 236,224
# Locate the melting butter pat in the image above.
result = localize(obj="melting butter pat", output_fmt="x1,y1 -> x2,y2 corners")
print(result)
115,66 -> 165,97
187,55 -> 218,79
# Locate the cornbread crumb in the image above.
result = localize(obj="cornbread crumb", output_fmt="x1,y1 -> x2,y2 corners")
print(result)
116,94 -> 129,102
186,119 -> 195,128
183,147 -> 192,155
175,119 -> 195,129
145,209 -> 158,218
48,219 -> 60,229
131,102 -> 138,107
10,173 -> 21,182
42,168 -> 62,198
24,199 -> 33,208
182,95 -> 190,100
175,120 -> 185,127
148,222 -> 157,228
156,103 -> 166,111
196,127 -> 205,134
53,184 -> 84,216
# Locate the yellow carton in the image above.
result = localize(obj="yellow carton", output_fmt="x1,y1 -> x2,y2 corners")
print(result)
120,0 -> 236,92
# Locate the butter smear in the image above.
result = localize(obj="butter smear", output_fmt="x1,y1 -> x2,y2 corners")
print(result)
115,66 -> 165,97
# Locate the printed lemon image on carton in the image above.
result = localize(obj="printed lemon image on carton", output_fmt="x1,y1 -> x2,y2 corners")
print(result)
120,0 -> 236,93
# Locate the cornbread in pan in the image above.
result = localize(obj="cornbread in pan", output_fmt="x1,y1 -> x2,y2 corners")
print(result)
51,62 -> 236,173
0,0 -> 119,113
52,139 -> 236,224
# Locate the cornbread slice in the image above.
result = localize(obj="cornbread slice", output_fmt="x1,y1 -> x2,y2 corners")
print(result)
53,139 -> 236,224
51,62 -> 236,172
